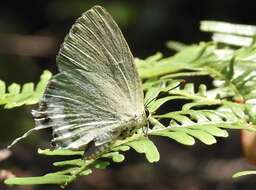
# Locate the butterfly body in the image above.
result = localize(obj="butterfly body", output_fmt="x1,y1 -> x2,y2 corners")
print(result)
116,113 -> 147,140
84,113 -> 147,159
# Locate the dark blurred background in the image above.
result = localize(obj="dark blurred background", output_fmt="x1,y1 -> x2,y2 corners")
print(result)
1,0 -> 256,190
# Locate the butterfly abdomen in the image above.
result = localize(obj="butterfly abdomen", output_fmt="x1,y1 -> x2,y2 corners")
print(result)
84,114 -> 147,159
84,141 -> 112,160
118,114 -> 147,139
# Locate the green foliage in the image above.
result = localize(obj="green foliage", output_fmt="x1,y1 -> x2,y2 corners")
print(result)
233,170 -> 256,178
4,21 -> 256,186
0,70 -> 52,109
200,20 -> 256,46
5,137 -> 159,186
126,137 -> 160,163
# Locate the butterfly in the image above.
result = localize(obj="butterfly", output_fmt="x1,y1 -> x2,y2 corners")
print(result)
8,6 -> 147,159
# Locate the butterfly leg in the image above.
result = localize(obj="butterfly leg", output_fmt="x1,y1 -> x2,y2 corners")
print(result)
142,121 -> 149,137
142,108 -> 151,137
83,140 -> 111,160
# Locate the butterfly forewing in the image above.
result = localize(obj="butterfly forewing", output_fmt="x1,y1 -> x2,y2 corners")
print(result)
57,6 -> 144,113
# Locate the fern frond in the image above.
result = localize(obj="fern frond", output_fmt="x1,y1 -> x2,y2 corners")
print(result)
200,21 -> 256,46
136,42 -> 216,79
145,79 -> 222,112
205,46 -> 256,123
143,77 -> 254,147
139,38 -> 256,124
150,108 -> 250,143
6,101 -> 250,186
0,70 -> 52,109
5,135 -> 159,186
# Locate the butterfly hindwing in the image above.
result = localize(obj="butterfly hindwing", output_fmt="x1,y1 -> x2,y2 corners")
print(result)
36,69 -> 133,150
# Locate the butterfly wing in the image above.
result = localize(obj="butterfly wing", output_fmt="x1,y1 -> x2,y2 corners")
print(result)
57,6 -> 144,113
36,69 -> 141,150
8,6 -> 145,151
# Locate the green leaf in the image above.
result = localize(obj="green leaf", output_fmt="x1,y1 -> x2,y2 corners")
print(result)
112,145 -> 130,152
33,70 -> 52,101
102,152 -> 125,162
0,70 -> 52,109
166,41 -> 188,52
127,138 -> 160,163
173,128 -> 217,145
94,161 -> 111,169
136,43 -> 214,78
53,159 -> 84,167
80,169 -> 92,176
232,170 -> 256,178
193,126 -> 229,137
153,131 -> 195,145
38,148 -> 83,156
53,167 -> 80,175
171,43 -> 210,63
5,174 -> 72,185
8,83 -> 20,95
200,20 -> 256,37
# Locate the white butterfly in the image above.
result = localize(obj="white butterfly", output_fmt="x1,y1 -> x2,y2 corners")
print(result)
8,6 -> 147,159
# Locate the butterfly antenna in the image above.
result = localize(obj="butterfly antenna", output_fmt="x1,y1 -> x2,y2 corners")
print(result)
167,79 -> 186,92
145,80 -> 185,107
145,96 -> 157,107
145,82 -> 164,107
